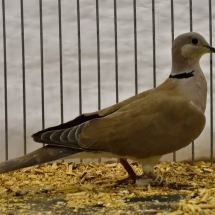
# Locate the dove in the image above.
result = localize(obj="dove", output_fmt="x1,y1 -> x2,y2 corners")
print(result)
0,32 -> 214,188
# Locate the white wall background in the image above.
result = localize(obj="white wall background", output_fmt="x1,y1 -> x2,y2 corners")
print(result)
0,0 -> 214,162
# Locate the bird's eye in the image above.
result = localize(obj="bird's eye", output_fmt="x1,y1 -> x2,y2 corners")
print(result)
191,38 -> 198,45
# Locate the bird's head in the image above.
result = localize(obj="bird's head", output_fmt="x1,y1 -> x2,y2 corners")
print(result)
171,32 -> 215,74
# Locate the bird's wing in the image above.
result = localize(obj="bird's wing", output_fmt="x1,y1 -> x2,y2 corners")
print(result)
33,89 -> 205,160
80,90 -> 205,159
32,88 -> 153,145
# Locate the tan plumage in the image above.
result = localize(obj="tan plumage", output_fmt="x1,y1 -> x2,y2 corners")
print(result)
0,32 -> 214,186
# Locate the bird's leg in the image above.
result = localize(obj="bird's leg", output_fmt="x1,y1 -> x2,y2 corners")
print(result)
137,171 -> 190,190
117,158 -> 137,184
118,159 -> 165,186
118,160 -> 190,190
118,159 -> 164,185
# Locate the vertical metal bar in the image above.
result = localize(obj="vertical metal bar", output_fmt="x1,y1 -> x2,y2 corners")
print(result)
171,0 -> 176,162
20,0 -> 26,155
114,0 -> 118,103
133,0 -> 138,95
96,0 -> 101,111
39,0 -> 45,137
77,0 -> 82,162
189,0 -> 193,32
2,0 -> 8,160
152,0 -> 156,88
170,0 -> 174,43
189,0 -> 194,164
209,0 -> 213,164
96,0 -> 101,163
114,0 -> 119,162
58,0 -> 63,124
58,0 -> 63,163
77,0 -> 82,115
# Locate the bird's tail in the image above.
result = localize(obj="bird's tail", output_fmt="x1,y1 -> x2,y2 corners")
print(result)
0,145 -> 81,174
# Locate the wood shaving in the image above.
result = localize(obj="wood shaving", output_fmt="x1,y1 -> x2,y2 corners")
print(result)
0,161 -> 214,214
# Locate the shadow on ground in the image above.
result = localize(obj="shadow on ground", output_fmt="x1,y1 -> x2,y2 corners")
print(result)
2,193 -> 187,215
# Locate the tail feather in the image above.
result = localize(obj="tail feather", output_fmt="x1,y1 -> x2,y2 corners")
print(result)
0,145 -> 81,174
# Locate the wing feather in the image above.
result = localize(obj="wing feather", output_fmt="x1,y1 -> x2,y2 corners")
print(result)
31,89 -> 205,160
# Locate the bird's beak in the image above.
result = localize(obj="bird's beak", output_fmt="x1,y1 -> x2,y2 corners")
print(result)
204,45 -> 215,53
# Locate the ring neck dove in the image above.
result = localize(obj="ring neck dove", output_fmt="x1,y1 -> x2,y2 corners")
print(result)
0,32 -> 214,188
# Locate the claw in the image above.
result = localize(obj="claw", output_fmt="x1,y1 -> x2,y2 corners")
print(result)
136,173 -> 165,186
